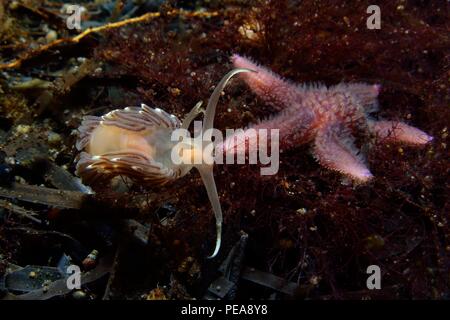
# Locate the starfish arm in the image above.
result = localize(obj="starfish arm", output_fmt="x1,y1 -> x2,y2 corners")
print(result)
231,54 -> 303,111
215,127 -> 260,158
368,120 -> 433,145
216,108 -> 316,157
313,123 -> 373,182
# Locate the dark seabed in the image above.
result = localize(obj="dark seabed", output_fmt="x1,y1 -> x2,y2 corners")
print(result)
0,0 -> 448,300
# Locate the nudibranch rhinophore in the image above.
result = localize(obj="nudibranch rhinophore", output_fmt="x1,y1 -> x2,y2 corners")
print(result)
75,68 -> 253,258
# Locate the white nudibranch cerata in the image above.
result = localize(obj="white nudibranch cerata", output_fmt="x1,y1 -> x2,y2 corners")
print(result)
75,68 -> 253,258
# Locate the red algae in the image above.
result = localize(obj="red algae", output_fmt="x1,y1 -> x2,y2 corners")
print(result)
90,0 -> 449,299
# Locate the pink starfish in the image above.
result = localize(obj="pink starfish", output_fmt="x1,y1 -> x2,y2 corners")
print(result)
217,54 -> 433,182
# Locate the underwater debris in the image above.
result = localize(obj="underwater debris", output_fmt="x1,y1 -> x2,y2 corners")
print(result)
2,253 -> 113,300
0,199 -> 42,224
204,232 -> 248,299
219,54 -> 434,182
82,249 -> 99,270
0,182 -> 87,209
0,8 -> 219,70
75,68 -> 253,258
240,266 -> 300,297
0,181 -> 149,223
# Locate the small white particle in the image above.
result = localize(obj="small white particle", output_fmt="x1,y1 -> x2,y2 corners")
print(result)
155,108 -> 162,113
111,158 -> 120,162
87,164 -> 94,169
131,166 -> 139,170
92,156 -> 101,160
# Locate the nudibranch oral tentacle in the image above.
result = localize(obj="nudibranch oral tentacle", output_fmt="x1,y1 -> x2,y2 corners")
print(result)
198,68 -> 256,258
75,68 -> 254,259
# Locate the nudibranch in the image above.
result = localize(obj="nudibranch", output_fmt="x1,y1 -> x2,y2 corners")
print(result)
217,54 -> 433,182
75,68 -> 252,258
